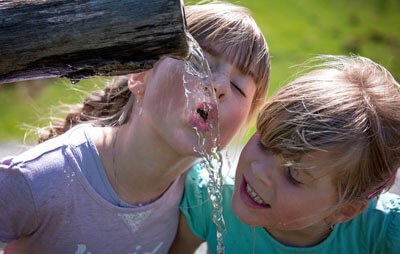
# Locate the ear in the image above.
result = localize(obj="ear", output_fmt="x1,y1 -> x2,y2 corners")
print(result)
128,72 -> 148,96
325,200 -> 368,225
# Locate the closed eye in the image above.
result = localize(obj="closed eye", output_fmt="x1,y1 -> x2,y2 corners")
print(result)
231,81 -> 246,97
285,167 -> 303,185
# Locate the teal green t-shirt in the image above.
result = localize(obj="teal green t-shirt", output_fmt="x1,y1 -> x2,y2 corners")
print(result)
181,165 -> 400,254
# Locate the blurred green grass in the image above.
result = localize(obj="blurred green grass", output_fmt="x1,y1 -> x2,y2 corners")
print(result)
0,78 -> 110,141
0,0 -> 399,141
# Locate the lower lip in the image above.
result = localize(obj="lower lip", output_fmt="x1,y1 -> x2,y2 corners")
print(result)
189,112 -> 209,132
240,177 -> 271,209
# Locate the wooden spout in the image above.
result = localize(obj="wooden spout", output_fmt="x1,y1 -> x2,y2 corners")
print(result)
0,0 -> 189,83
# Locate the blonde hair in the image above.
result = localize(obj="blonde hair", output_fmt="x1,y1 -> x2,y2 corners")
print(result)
257,55 -> 400,204
185,2 -> 270,120
39,1 -> 270,142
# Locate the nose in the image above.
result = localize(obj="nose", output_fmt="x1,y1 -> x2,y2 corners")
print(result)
211,72 -> 229,101
251,159 -> 274,188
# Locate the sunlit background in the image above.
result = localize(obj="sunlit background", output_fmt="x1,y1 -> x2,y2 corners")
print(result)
0,0 -> 399,142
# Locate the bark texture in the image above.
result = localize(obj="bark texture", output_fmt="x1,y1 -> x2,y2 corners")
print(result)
0,0 -> 189,83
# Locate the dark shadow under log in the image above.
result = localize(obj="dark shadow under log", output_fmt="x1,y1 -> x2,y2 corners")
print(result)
0,0 -> 189,84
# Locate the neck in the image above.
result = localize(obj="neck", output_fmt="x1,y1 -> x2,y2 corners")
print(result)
265,223 -> 333,248
95,122 -> 197,206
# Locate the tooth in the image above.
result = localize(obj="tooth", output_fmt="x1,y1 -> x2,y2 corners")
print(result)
246,183 -> 268,205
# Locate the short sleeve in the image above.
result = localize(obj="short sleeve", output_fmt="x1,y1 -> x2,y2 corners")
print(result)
0,160 -> 38,242
381,193 -> 400,253
180,164 -> 212,240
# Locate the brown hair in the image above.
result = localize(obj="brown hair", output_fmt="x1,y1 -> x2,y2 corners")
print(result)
257,55 -> 400,204
39,1 -> 270,143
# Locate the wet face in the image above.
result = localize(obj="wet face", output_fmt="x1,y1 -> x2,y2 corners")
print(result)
232,133 -> 338,231
138,54 -> 256,156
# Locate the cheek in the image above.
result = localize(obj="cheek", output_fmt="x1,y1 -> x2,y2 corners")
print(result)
218,102 -> 250,146
234,161 -> 245,184
146,69 -> 186,110
273,188 -> 331,226
150,59 -> 184,91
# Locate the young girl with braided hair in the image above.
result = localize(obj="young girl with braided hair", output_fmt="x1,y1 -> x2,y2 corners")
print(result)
0,3 -> 270,253
173,55 -> 400,253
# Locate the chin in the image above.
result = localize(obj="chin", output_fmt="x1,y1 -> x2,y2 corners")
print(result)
171,142 -> 198,157
168,127 -> 224,159
231,193 -> 259,227
164,129 -> 197,155
232,207 -> 260,227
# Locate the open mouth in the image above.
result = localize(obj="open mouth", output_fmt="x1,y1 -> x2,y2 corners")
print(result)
241,177 -> 271,208
197,107 -> 208,121
189,102 -> 217,132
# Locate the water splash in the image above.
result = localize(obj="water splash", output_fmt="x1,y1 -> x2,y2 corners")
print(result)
183,32 -> 226,254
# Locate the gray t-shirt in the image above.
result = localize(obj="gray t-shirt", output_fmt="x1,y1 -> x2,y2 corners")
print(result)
0,125 -> 186,254
71,125 -> 142,208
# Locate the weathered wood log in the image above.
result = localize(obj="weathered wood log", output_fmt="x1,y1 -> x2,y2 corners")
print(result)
0,0 -> 189,84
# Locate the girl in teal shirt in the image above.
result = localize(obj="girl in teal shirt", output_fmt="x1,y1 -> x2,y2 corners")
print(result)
172,55 -> 400,254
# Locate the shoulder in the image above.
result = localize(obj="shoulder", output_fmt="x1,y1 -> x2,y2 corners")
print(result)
362,192 -> 400,226
355,191 -> 400,225
2,136 -> 68,187
368,192 -> 400,230
180,162 -> 235,239
183,163 -> 211,212
0,125 -> 93,203
0,124 -> 99,242
184,162 -> 235,206
371,192 -> 400,252
185,162 -> 235,190
343,192 -> 400,252
7,124 -> 92,174
7,142 -> 65,181
7,124 -> 89,164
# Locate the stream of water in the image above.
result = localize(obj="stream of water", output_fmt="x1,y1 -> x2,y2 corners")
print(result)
183,33 -> 226,254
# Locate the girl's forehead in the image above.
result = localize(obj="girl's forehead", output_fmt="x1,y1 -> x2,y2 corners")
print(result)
205,46 -> 258,82
205,46 -> 233,63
